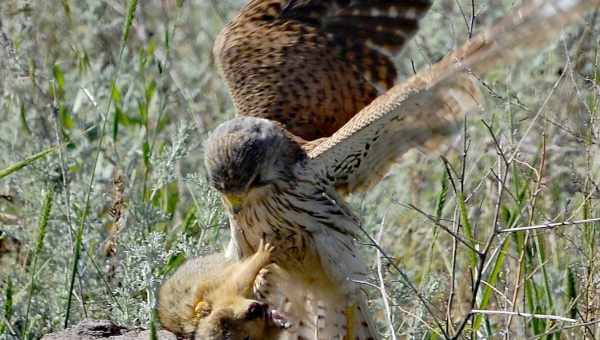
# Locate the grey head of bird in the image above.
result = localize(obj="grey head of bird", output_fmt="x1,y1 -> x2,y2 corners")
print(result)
204,116 -> 306,213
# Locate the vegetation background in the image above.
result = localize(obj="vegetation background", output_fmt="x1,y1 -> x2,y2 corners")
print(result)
0,0 -> 598,339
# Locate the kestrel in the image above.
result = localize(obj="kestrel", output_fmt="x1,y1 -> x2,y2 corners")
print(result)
204,0 -> 596,339
211,0 -> 435,338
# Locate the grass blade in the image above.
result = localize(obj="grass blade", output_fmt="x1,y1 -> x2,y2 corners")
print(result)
0,147 -> 57,180
120,0 -> 138,58
63,0 -> 138,327
0,279 -> 13,335
23,186 -> 54,337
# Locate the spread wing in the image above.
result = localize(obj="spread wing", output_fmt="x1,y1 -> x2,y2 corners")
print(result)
307,0 -> 598,194
214,0 -> 431,140
254,264 -> 378,340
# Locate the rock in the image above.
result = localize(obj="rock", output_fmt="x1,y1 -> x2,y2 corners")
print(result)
41,319 -> 177,340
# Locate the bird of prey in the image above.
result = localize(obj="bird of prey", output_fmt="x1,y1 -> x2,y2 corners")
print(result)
205,0 -> 598,339
211,0 -> 435,338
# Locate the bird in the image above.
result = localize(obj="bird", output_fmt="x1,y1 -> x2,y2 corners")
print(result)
204,104 -> 476,340
210,0 -> 437,338
204,0 -> 598,339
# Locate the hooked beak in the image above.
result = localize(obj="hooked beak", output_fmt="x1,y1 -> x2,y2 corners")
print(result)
224,193 -> 245,214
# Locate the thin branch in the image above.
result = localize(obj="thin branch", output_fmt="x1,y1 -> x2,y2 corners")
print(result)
469,0 -> 476,38
375,216 -> 397,340
470,310 -> 577,323
400,202 -> 481,255
445,206 -> 460,336
482,120 -> 509,167
527,319 -> 600,339
507,62 -> 567,164
451,119 -> 510,339
498,217 -> 600,233
455,0 -> 471,35
481,280 -> 513,307
394,305 -> 444,338
357,225 -> 450,339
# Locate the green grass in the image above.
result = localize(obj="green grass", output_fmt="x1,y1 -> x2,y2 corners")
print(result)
0,0 -> 599,339
0,147 -> 57,180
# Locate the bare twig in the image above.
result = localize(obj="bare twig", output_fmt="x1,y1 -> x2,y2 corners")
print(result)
508,63 -> 567,164
445,206 -> 460,335
375,216 -> 397,340
401,202 -> 481,255
481,280 -> 513,307
470,310 -> 577,323
527,319 -> 600,339
451,120 -> 510,339
469,0 -> 476,38
498,217 -> 600,233
455,0 -> 471,35
358,225 -> 450,339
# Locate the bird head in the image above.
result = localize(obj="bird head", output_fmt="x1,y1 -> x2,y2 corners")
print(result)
204,117 -> 306,214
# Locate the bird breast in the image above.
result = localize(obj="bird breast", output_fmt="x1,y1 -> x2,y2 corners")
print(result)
227,177 -> 358,269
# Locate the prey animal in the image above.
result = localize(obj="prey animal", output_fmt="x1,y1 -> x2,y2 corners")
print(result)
158,241 -> 290,339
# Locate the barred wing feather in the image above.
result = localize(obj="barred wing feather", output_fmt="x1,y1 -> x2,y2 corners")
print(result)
307,0 -> 599,193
